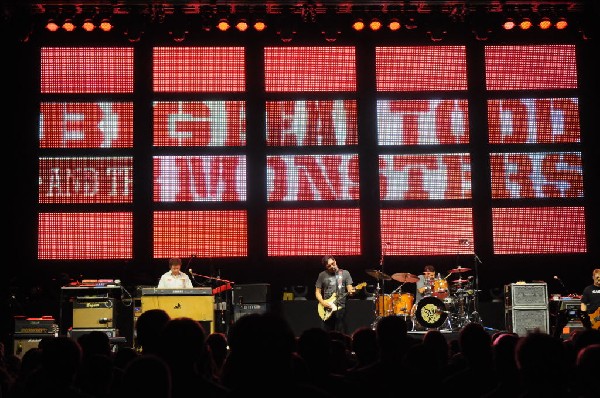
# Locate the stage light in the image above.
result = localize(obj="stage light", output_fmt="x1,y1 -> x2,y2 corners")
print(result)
62,18 -> 76,32
502,17 -> 516,30
388,18 -> 401,31
539,17 -> 552,30
216,18 -> 230,32
82,18 -> 95,32
369,18 -> 382,31
99,18 -> 113,32
235,19 -> 249,32
351,18 -> 365,32
555,17 -> 568,30
45,19 -> 60,32
519,17 -> 532,30
253,19 -> 266,32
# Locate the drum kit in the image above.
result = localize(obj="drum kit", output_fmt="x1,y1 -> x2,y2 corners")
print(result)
366,266 -> 478,331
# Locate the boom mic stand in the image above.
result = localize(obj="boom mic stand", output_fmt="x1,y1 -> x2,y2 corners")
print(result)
464,240 -> 483,324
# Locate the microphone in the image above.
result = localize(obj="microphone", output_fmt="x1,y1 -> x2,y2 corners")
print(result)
554,275 -> 567,294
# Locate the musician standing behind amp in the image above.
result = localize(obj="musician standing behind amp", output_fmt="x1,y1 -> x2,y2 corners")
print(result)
580,268 -> 600,330
158,257 -> 193,289
315,255 -> 356,334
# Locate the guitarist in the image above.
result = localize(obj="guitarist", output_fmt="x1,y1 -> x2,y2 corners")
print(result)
580,268 -> 600,330
315,255 -> 356,334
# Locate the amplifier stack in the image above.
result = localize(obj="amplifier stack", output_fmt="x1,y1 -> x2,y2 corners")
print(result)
13,316 -> 58,359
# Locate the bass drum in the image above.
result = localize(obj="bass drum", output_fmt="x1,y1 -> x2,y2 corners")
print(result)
413,296 -> 448,329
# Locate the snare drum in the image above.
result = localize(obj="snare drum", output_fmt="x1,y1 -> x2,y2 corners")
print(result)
433,278 -> 449,299
393,293 -> 414,315
376,294 -> 394,316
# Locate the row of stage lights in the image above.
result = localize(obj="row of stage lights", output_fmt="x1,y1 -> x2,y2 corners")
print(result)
40,12 -> 574,43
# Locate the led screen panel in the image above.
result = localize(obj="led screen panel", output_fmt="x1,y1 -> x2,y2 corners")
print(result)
377,99 -> 469,145
267,208 -> 361,256
490,152 -> 583,199
376,46 -> 468,91
154,156 -> 246,202
379,154 -> 471,200
38,212 -> 133,259
488,98 -> 580,144
267,155 -> 359,201
40,102 -> 134,148
153,47 -> 245,92
266,100 -> 358,146
153,101 -> 246,147
380,208 -> 474,255
264,47 -> 356,92
485,45 -> 578,91
492,207 -> 586,254
40,157 -> 133,204
153,210 -> 247,258
40,47 -> 134,94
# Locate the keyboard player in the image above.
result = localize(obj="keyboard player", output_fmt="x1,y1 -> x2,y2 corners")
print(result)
157,258 -> 193,289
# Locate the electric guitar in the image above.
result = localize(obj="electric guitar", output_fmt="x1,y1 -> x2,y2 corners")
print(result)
317,282 -> 366,321
589,307 -> 600,330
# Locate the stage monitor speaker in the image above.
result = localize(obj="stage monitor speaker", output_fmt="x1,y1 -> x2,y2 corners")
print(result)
233,284 -> 270,304
505,307 -> 550,337
233,303 -> 269,322
73,299 -> 115,328
141,295 -> 214,333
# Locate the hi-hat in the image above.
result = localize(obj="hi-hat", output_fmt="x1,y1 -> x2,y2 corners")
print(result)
365,269 -> 391,280
391,272 -> 419,283
448,266 -> 472,274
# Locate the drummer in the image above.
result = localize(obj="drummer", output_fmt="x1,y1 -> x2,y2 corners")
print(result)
415,265 -> 436,303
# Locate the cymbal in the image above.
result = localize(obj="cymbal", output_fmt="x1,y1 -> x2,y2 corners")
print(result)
391,272 -> 419,283
365,269 -> 391,280
452,279 -> 470,284
448,266 -> 472,274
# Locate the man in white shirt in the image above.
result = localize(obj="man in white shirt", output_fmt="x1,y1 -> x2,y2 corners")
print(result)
158,257 -> 193,289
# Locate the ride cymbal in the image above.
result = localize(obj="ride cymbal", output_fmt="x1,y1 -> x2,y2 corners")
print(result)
452,278 -> 469,284
448,266 -> 472,274
365,269 -> 391,280
391,272 -> 419,283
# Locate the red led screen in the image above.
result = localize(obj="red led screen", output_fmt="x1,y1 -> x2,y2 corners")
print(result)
153,47 -> 245,92
380,208 -> 474,255
376,46 -> 468,91
267,155 -> 359,201
153,210 -> 247,258
40,47 -> 134,94
38,212 -> 133,259
267,208 -> 361,256
266,100 -> 358,146
490,152 -> 583,199
379,154 -> 471,200
39,157 -> 133,204
485,45 -> 578,91
40,102 -> 134,148
153,101 -> 246,147
492,207 -> 586,254
377,99 -> 469,145
154,156 -> 246,202
264,47 -> 356,92
488,98 -> 580,144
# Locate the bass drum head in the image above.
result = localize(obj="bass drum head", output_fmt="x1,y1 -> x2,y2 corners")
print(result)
414,296 -> 448,329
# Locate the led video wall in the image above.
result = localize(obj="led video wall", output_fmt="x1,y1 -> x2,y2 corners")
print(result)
37,44 -> 586,260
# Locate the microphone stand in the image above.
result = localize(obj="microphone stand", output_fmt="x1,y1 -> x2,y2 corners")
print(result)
469,242 -> 483,325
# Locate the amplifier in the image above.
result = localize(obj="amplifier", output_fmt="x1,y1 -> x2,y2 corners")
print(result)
13,337 -> 43,360
233,302 -> 269,322
73,299 -> 115,328
505,283 -> 548,308
505,307 -> 550,337
14,317 -> 57,334
233,284 -> 271,304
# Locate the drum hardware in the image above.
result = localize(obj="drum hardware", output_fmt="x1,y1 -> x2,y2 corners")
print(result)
448,266 -> 472,274
391,272 -> 419,283
366,269 -> 391,281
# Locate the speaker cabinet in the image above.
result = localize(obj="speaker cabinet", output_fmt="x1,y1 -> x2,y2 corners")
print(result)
233,284 -> 270,304
73,299 -> 115,328
233,303 -> 269,322
141,295 -> 214,332
505,307 -> 550,336
504,283 -> 548,308
13,337 -> 43,360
